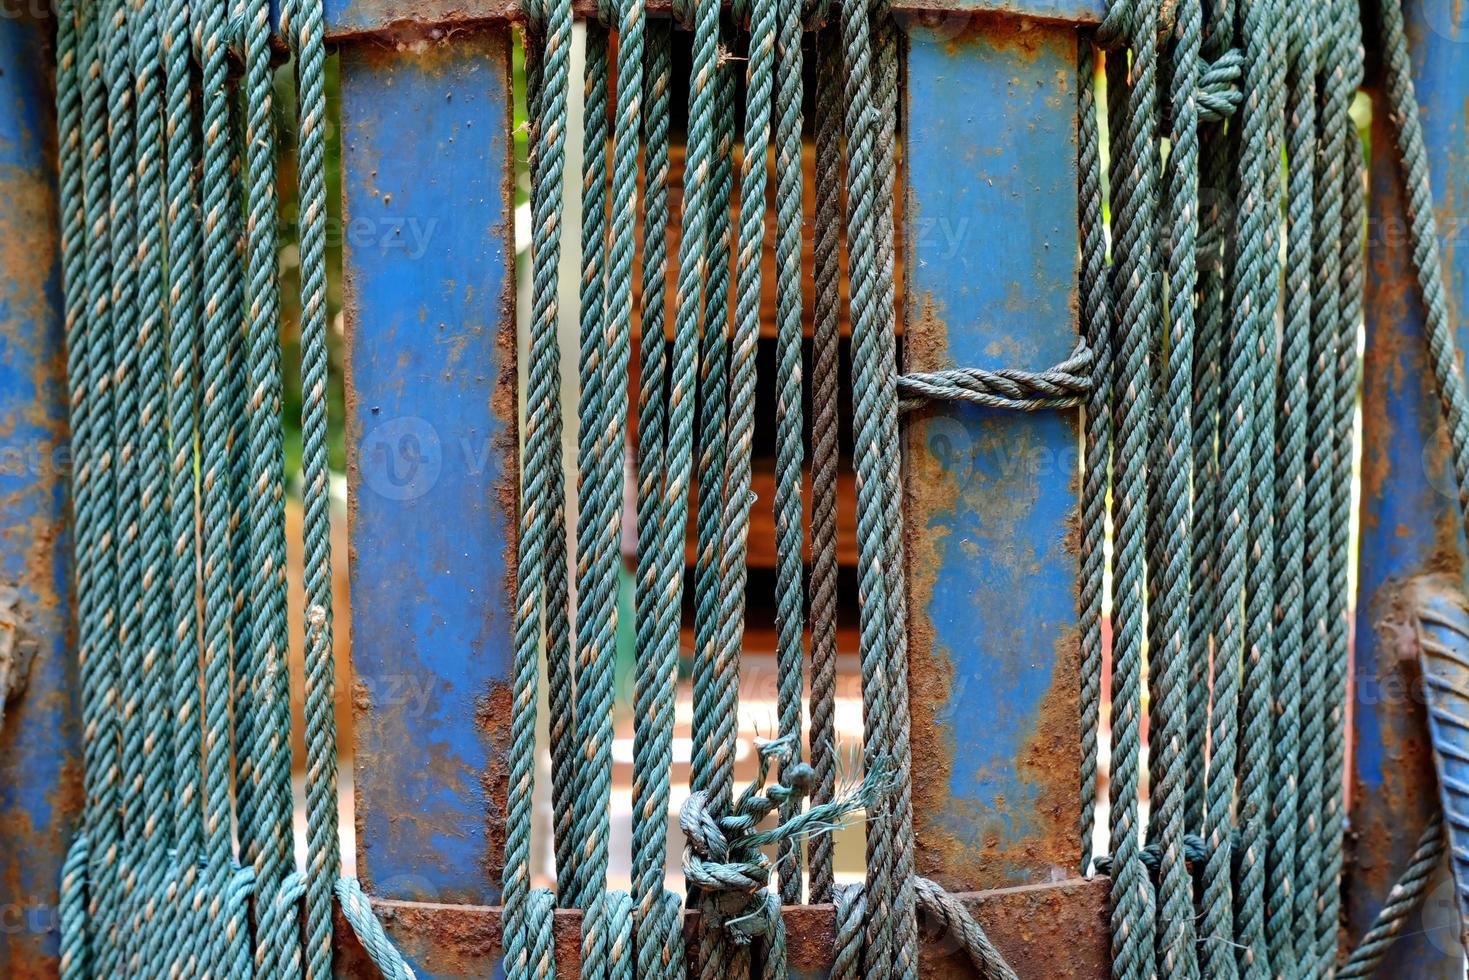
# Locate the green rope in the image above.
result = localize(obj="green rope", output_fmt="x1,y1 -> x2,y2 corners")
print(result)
1264,2 -> 1316,967
836,0 -> 896,972
771,0 -> 806,907
1338,814 -> 1446,979
1148,0 -> 1200,970
807,20 -> 844,906
1318,2 -> 1365,969
1076,35 -> 1109,880
1294,0 -> 1350,959
1103,1 -> 1163,975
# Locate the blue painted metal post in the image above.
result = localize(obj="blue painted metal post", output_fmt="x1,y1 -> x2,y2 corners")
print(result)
0,15 -> 81,978
903,14 -> 1085,889
339,30 -> 519,908
1352,0 -> 1469,973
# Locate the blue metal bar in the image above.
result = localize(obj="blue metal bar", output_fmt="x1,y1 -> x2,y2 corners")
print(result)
1352,0 -> 1469,973
339,30 -> 519,908
0,15 -> 81,976
903,18 -> 1082,889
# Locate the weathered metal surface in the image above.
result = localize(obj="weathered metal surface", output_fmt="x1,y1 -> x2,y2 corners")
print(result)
901,18 -> 1082,891
333,877 -> 1111,978
320,0 -> 1103,42
1352,0 -> 1469,973
1412,576 -> 1469,960
0,16 -> 81,979
339,31 -> 519,906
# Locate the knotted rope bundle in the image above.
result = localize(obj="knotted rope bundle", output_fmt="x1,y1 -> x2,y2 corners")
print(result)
53,0 -> 409,975
513,0 -> 1019,977
1083,0 -> 1469,976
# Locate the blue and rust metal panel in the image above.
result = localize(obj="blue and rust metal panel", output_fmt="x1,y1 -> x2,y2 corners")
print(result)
0,15 -> 81,978
902,15 -> 1082,890
1353,0 -> 1469,973
320,0 -> 1103,41
340,30 -> 519,908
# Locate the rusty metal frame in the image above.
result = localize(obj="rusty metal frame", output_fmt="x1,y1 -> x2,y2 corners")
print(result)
1351,0 -> 1469,974
334,877 -> 1111,977
321,0 -> 1103,42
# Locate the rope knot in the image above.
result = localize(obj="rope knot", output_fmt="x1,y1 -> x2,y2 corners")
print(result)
681,735 -> 882,938
1197,48 -> 1245,122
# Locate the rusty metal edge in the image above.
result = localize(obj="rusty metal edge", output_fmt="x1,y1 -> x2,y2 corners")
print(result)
332,876 -> 1111,977
322,0 -> 1102,43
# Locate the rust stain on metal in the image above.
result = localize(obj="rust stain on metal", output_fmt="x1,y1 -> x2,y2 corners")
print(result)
334,877 -> 1112,977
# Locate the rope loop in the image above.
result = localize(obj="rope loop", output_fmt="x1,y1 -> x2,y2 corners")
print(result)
1197,48 -> 1245,121
1095,0 -> 1135,51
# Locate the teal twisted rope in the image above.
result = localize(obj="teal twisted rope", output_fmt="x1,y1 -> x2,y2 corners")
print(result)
1202,0 -> 1274,970
241,0 -> 295,965
715,0 -> 774,818
1236,3 -> 1287,973
690,59 -> 736,979
161,0 -> 203,968
195,0 -> 242,963
1338,814 -> 1445,979
1265,3 -> 1316,968
507,0 -> 572,976
837,0 -> 897,972
868,6 -> 917,975
128,1 -> 171,966
541,21 -> 576,905
56,0 -> 92,970
1076,36 -> 1109,878
1148,0 -> 1201,971
575,2 -> 643,975
337,878 -> 419,980
1318,0 -> 1364,970
832,884 -> 866,980
632,14 -> 688,980
913,878 -> 1018,980
1103,0 -> 1162,973
286,0 -> 352,969
807,21 -> 844,905
1294,0 -> 1347,956
689,40 -> 733,805
567,18 -> 609,901
1186,40 -> 1236,833
226,84 -> 258,874
700,2 -> 776,974
772,0 -> 806,908
84,1 -> 132,963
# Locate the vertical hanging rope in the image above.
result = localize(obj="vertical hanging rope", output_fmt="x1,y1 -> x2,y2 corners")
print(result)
1318,2 -> 1365,970
771,0 -> 806,909
1148,0 -> 1200,971
837,0 -> 896,973
867,8 -> 918,974
160,0 -> 203,968
1265,2 -> 1316,967
56,0 -> 93,970
1104,1 -> 1162,975
568,13 -> 610,904
807,18 -> 844,907
505,0 -> 573,975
